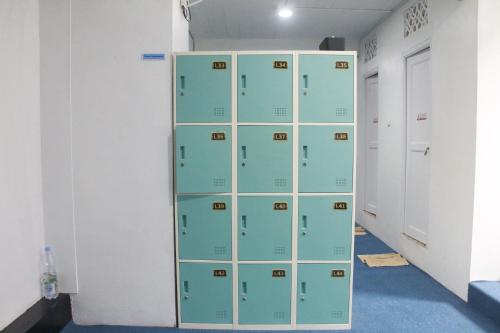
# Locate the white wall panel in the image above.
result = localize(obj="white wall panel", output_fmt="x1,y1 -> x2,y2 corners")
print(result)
357,0 -> 478,300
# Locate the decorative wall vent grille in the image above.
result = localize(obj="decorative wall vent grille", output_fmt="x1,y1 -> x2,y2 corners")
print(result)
364,34 -> 377,63
404,0 -> 429,38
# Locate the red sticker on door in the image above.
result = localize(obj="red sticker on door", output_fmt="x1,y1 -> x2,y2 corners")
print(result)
417,113 -> 428,121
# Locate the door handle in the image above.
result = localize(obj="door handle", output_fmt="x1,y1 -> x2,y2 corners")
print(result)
302,74 -> 308,95
301,215 -> 308,236
181,214 -> 187,235
241,146 -> 247,166
180,76 -> 186,96
300,281 -> 307,301
302,146 -> 308,166
241,281 -> 247,301
241,75 -> 246,95
424,147 -> 430,156
183,281 -> 189,300
241,215 -> 247,236
180,146 -> 185,167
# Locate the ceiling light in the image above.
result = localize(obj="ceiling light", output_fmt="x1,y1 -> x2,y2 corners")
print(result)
278,8 -> 293,18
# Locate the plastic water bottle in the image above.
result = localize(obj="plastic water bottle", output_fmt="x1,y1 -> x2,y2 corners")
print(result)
41,246 -> 59,300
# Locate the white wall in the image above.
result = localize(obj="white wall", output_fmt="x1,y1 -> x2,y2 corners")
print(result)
357,0 -> 478,300
0,0 -> 45,329
38,0 -> 189,326
40,0 -> 79,294
195,38 -> 359,51
470,0 -> 500,282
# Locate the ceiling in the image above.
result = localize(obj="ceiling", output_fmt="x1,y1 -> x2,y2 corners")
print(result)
189,0 -> 406,41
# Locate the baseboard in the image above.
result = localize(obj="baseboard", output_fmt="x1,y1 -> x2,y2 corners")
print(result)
2,294 -> 71,333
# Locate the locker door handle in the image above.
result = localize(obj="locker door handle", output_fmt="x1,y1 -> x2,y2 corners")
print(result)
300,282 -> 307,301
301,215 -> 307,236
241,146 -> 247,167
180,146 -> 185,167
241,215 -> 247,236
180,76 -> 186,96
302,146 -> 308,166
301,215 -> 308,236
181,214 -> 187,235
183,281 -> 189,300
241,281 -> 248,300
302,74 -> 308,95
241,75 -> 246,95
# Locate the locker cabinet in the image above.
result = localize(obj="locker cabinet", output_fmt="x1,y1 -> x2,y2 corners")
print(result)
298,196 -> 352,261
238,54 -> 293,123
176,125 -> 231,193
299,126 -> 354,193
238,126 -> 292,193
238,264 -> 291,324
297,264 -> 350,324
238,196 -> 292,261
299,54 -> 354,123
176,55 -> 231,123
180,263 -> 233,324
177,195 -> 232,260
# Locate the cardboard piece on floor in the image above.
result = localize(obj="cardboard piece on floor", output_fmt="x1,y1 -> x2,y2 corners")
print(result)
355,226 -> 367,236
358,253 -> 409,267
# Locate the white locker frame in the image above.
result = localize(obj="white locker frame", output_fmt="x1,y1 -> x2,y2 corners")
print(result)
173,51 -> 357,330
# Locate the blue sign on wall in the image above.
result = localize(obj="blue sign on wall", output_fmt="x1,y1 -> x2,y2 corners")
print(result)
142,53 -> 165,60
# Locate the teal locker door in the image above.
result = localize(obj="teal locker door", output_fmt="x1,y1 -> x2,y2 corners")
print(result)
299,125 -> 354,193
178,195 -> 231,260
238,196 -> 292,261
238,264 -> 291,324
298,196 -> 353,260
238,126 -> 292,193
176,125 -> 231,193
297,264 -> 351,324
238,54 -> 293,122
299,54 -> 354,123
176,55 -> 231,123
180,263 -> 233,324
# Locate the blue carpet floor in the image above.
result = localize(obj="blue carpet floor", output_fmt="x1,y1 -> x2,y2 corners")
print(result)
469,281 -> 500,327
61,231 -> 500,333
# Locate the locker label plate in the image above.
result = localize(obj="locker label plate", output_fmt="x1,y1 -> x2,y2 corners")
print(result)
213,202 -> 227,210
273,202 -> 288,210
334,202 -> 348,210
212,61 -> 227,70
272,269 -> 286,277
335,61 -> 349,69
273,132 -> 288,141
334,132 -> 349,140
212,132 -> 226,140
273,61 -> 288,69
331,270 -> 345,278
213,269 -> 227,277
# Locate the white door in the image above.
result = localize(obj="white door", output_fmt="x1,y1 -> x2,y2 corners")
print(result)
364,74 -> 379,215
404,48 -> 432,244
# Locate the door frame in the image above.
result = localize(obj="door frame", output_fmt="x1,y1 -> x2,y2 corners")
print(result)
400,40 -> 431,244
363,71 -> 379,216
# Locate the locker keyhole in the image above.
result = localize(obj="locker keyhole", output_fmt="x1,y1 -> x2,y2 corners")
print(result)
181,215 -> 187,235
